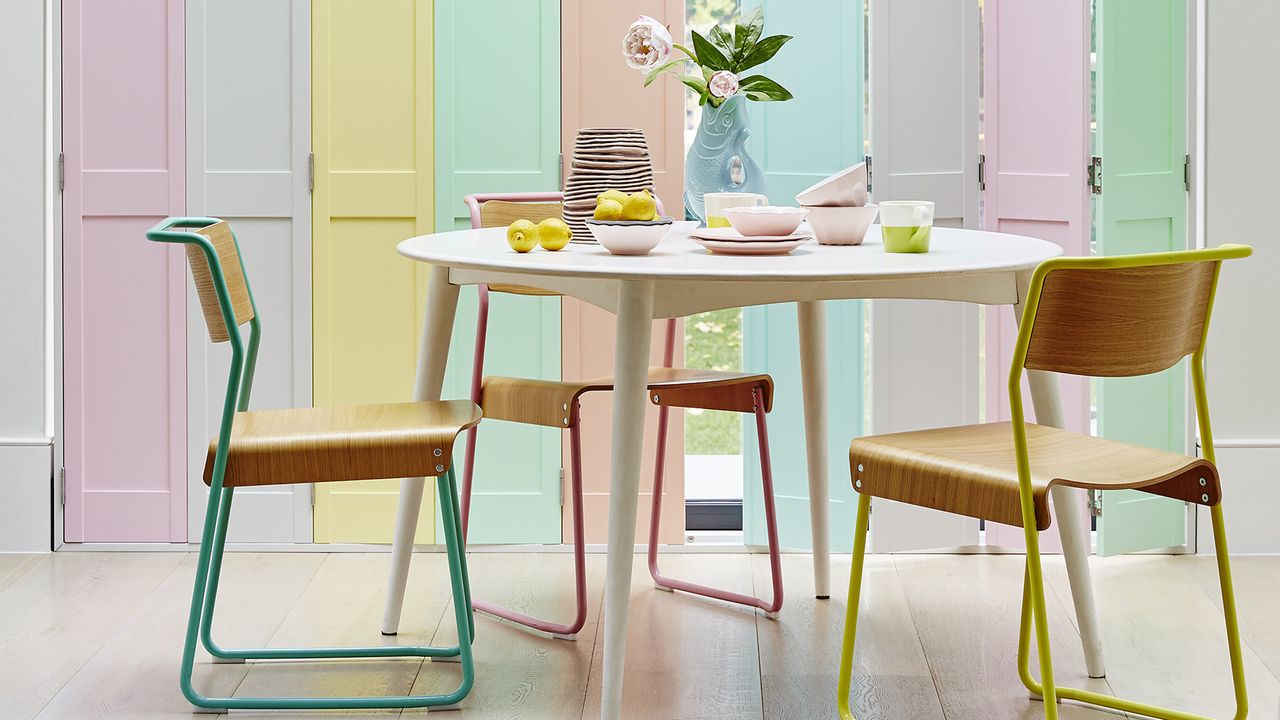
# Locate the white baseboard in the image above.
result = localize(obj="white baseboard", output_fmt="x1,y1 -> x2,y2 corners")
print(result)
0,444 -> 53,552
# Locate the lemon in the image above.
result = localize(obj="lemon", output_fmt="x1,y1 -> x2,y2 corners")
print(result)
506,219 -> 538,253
537,217 -> 572,251
596,189 -> 629,207
621,189 -> 657,221
594,199 -> 624,221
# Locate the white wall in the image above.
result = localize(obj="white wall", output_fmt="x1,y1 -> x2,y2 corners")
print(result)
1198,0 -> 1280,554
0,0 -> 54,552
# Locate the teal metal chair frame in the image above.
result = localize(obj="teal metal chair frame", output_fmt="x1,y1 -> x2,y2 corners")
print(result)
148,217 -> 475,712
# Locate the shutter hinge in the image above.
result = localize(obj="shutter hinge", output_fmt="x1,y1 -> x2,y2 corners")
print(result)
1087,489 -> 1102,517
1184,153 -> 1191,192
1088,155 -> 1103,195
57,152 -> 65,192
59,467 -> 66,506
977,153 -> 986,191
864,154 -> 873,194
308,151 -> 315,192
559,467 -> 566,507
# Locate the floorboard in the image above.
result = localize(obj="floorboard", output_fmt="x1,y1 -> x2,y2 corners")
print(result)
0,552 -> 186,719
1,551 -> 1276,720
756,553 -> 947,720
895,554 -> 1123,720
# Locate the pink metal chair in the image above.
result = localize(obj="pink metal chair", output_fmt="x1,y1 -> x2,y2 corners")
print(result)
459,192 -> 784,638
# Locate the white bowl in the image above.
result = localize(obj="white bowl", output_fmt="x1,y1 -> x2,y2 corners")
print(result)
795,162 -> 869,207
802,204 -> 879,245
585,218 -> 673,255
722,206 -> 808,237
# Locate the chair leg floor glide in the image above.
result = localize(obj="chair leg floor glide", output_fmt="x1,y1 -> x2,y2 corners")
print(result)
181,469 -> 477,712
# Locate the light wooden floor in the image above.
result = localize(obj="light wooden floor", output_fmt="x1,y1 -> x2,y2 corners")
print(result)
1,550 -> 1277,719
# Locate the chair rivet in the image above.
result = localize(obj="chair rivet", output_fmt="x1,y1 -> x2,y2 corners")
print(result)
563,402 -> 568,411
563,417 -> 569,426
435,464 -> 445,473
652,394 -> 660,403
1199,477 -> 1207,486
433,448 -> 442,457
855,479 -> 863,489
1202,493 -> 1210,503
857,464 -> 864,472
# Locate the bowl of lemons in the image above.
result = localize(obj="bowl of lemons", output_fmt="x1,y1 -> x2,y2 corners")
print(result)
506,216 -> 573,253
585,189 -> 672,256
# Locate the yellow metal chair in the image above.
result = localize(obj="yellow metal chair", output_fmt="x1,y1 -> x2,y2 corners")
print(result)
836,245 -> 1251,720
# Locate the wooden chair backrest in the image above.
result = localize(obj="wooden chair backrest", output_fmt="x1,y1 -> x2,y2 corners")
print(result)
187,221 -> 255,343
479,200 -> 564,229
477,200 -> 565,298
1024,260 -> 1218,377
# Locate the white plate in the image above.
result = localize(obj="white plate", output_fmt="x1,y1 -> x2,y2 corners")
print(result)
692,236 -> 810,255
689,226 -> 813,243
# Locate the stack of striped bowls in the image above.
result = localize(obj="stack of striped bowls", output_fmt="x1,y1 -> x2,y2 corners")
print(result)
563,127 -> 656,242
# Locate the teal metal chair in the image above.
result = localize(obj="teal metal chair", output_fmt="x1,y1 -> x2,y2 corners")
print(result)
147,217 -> 480,712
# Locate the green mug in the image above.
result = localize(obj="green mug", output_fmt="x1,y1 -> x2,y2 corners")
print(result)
879,201 -> 935,253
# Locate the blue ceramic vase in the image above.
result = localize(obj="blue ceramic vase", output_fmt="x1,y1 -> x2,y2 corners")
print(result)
683,94 -> 766,223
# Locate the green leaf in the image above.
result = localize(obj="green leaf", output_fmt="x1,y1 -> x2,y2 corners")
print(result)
737,34 -> 792,73
739,74 -> 794,102
734,7 -> 764,62
643,58 -> 688,87
710,25 -> 735,55
680,74 -> 709,97
691,30 -> 732,71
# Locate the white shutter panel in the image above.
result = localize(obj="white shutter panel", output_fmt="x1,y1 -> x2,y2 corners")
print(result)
868,0 -> 981,552
187,0 -> 313,542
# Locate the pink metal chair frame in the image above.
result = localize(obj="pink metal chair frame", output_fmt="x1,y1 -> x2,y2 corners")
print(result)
458,192 -> 783,638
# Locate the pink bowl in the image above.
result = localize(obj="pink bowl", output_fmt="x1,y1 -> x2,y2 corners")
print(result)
722,206 -> 809,237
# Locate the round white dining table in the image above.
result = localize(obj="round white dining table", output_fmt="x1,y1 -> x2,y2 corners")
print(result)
383,223 -> 1106,719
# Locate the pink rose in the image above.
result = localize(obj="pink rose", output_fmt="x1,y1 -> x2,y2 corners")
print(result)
623,15 -> 673,71
708,70 -> 739,99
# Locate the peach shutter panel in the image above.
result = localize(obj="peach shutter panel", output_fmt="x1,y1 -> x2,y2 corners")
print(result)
561,0 -> 686,544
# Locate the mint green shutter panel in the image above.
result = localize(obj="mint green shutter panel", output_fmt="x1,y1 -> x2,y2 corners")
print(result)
1096,0 -> 1189,555
435,0 -> 562,544
741,0 -> 864,551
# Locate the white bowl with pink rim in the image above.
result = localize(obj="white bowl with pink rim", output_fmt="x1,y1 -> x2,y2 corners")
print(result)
722,205 -> 809,237
794,162 -> 869,207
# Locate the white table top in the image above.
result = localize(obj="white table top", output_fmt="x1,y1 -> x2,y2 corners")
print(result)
398,222 -> 1063,283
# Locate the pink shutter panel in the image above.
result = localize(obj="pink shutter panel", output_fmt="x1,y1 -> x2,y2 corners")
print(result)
63,0 -> 186,542
982,0 -> 1090,549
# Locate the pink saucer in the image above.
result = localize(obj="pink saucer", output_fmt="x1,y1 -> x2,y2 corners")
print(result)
692,236 -> 810,256
689,226 -> 813,243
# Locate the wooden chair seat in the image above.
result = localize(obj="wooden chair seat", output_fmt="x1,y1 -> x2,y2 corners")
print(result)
480,368 -> 774,428
204,400 -> 482,488
849,421 -> 1220,531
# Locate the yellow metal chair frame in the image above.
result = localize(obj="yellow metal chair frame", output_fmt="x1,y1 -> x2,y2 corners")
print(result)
837,245 -> 1252,720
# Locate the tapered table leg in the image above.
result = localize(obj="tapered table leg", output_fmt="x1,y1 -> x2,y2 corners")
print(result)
797,300 -> 831,599
382,264 -> 460,636
599,280 -> 655,720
